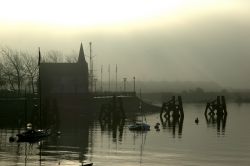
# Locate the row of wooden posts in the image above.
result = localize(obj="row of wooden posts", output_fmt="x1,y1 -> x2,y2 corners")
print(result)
160,96 -> 228,119
98,95 -> 228,123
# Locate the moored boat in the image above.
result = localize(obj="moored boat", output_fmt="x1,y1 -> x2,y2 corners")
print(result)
129,122 -> 150,131
16,129 -> 50,142
9,123 -> 50,143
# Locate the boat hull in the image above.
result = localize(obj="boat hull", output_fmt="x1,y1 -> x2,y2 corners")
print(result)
16,130 -> 50,142
129,123 -> 150,131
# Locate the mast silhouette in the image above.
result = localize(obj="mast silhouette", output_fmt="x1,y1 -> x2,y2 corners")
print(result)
38,47 -> 42,129
115,64 -> 118,92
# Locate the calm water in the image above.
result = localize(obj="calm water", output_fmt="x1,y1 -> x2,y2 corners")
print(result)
1,103 -> 250,166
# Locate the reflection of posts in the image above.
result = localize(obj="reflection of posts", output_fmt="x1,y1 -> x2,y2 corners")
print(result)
160,114 -> 184,137
99,96 -> 126,141
99,114 -> 125,142
205,113 -> 227,133
204,96 -> 227,134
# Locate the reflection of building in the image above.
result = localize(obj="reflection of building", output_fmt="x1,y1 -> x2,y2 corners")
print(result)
40,43 -> 88,96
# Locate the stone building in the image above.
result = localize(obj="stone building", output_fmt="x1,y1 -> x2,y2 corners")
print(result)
40,43 -> 89,96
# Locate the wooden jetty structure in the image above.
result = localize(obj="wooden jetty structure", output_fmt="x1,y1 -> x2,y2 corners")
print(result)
204,96 -> 227,117
160,96 -> 184,137
205,96 -> 227,133
160,96 -> 184,119
99,95 -> 126,121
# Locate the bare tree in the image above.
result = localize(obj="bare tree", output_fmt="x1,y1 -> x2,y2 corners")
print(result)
0,47 -> 25,95
23,52 -> 39,94
65,50 -> 78,63
0,61 -> 6,89
65,55 -> 78,63
43,50 -> 63,63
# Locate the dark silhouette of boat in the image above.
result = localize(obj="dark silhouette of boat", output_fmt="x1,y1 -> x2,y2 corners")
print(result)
129,122 -> 150,131
195,117 -> 199,124
129,90 -> 150,131
81,163 -> 93,166
16,129 -> 50,142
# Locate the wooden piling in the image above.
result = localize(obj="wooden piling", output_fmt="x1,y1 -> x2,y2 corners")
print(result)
160,96 -> 184,137
205,96 -> 227,117
160,96 -> 184,120
99,95 -> 126,121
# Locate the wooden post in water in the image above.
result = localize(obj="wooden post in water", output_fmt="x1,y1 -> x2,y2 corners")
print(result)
99,95 -> 126,121
160,96 -> 184,120
204,96 -> 227,133
160,96 -> 184,137
178,96 -> 184,118
221,96 -> 227,115
205,96 -> 227,117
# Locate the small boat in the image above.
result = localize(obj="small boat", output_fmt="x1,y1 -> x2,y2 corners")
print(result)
9,123 -> 50,143
129,122 -> 150,131
81,163 -> 93,166
16,129 -> 50,142
154,122 -> 160,129
129,90 -> 150,131
195,117 -> 199,124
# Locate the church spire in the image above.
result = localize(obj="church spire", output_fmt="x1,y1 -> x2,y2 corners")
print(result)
78,42 -> 86,63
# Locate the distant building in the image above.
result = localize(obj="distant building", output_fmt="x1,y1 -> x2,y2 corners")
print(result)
40,43 -> 89,96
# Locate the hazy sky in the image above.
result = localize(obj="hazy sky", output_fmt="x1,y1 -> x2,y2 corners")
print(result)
0,0 -> 250,89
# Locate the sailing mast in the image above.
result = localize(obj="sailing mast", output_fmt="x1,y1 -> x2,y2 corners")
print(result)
89,42 -> 93,92
38,47 -> 42,129
139,88 -> 147,123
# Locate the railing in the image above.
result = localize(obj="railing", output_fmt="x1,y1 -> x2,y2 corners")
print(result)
91,91 -> 136,97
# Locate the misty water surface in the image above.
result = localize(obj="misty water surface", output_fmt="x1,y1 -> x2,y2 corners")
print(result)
0,103 -> 250,166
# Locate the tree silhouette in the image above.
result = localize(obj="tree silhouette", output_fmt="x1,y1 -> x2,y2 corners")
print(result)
0,47 -> 25,95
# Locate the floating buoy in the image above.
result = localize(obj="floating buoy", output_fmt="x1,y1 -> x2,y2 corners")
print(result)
9,136 -> 16,142
195,117 -> 199,124
154,122 -> 160,129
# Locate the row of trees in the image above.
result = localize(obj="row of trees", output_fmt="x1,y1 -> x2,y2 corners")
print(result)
0,47 -> 77,95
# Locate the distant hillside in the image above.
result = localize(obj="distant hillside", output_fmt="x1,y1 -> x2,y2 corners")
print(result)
142,89 -> 250,104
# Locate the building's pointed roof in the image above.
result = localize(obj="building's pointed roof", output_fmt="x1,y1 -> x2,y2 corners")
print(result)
78,42 -> 86,63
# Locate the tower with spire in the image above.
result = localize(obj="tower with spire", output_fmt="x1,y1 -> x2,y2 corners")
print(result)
77,42 -> 89,92
78,43 -> 86,63
40,43 -> 89,96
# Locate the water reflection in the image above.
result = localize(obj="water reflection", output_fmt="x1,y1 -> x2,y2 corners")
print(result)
159,96 -> 184,138
99,118 -> 125,142
160,115 -> 184,138
98,96 -> 126,142
43,123 -> 90,164
4,103 -> 250,166
22,142 -> 43,166
205,114 -> 227,134
0,121 -> 91,165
